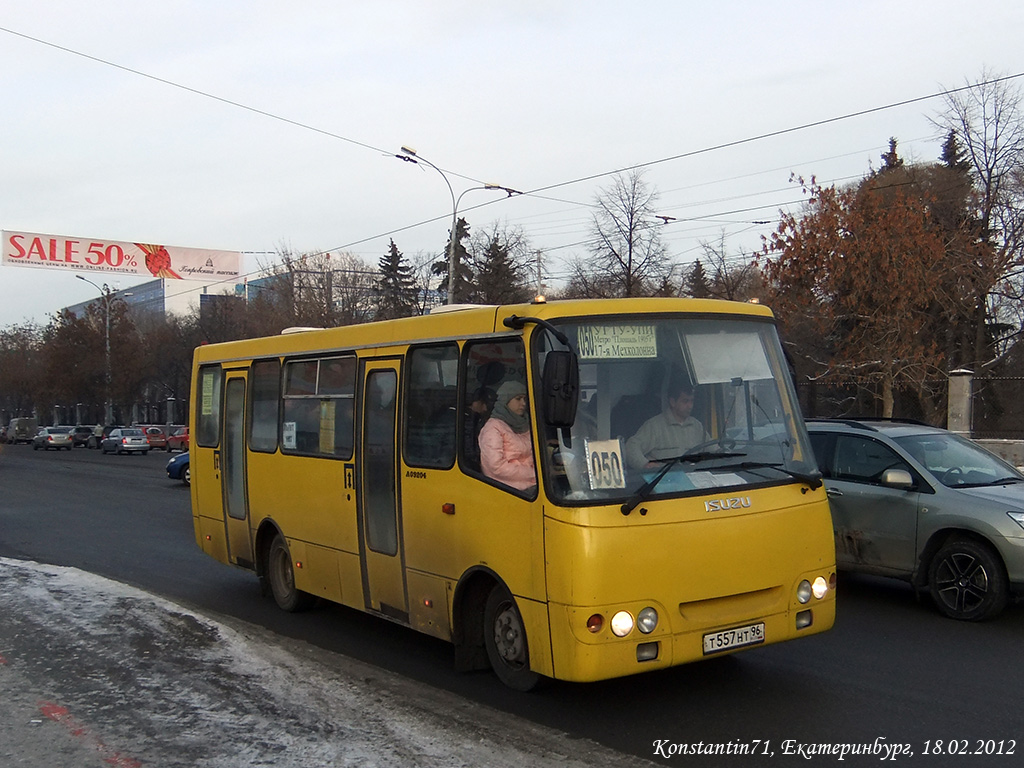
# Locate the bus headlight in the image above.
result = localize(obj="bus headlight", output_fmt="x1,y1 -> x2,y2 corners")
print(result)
637,607 -> 658,634
797,580 -> 812,604
812,576 -> 829,599
610,611 -> 634,637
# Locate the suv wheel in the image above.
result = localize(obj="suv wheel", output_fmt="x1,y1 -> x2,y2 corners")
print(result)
927,538 -> 1008,621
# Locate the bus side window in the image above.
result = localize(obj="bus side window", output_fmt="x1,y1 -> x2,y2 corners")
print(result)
405,344 -> 459,469
280,356 -> 356,457
196,365 -> 223,448
461,340 -> 523,477
250,359 -> 280,453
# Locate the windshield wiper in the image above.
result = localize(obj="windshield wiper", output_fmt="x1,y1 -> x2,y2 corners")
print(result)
987,476 -> 1024,486
620,451 -> 746,516
710,461 -> 823,490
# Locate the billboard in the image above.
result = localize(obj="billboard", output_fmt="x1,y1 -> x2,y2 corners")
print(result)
2,230 -> 241,281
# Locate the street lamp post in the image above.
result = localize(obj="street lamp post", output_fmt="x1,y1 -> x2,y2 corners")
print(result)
76,275 -> 113,424
397,146 -> 520,304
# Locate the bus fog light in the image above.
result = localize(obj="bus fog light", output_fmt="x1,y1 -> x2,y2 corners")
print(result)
812,576 -> 828,599
636,642 -> 659,662
796,580 -> 812,604
796,609 -> 813,629
637,607 -> 658,634
586,614 -> 604,633
611,611 -> 634,637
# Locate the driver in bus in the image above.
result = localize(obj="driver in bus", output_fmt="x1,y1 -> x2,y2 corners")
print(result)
479,380 -> 537,491
624,377 -> 708,471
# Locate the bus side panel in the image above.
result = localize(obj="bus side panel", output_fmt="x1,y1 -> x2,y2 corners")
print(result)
400,470 -> 553,673
246,452 -> 360,605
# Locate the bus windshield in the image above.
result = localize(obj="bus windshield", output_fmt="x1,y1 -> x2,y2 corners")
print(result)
538,315 -> 819,504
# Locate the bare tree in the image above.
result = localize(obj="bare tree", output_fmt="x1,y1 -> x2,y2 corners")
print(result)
934,70 -> 1024,363
692,231 -> 763,302
585,170 -> 672,297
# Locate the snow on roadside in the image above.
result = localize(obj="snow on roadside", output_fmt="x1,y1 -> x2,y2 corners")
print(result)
0,558 -> 641,767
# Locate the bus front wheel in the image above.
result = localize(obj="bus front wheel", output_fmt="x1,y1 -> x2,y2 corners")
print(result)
266,535 -> 315,612
483,585 -> 541,691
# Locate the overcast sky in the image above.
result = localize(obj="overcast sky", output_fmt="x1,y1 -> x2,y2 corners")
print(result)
1,1 -> 1022,327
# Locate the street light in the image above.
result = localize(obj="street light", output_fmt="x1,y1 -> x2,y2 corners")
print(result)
397,146 -> 520,304
76,274 -> 113,424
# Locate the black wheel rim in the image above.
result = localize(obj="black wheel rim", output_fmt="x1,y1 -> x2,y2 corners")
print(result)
934,551 -> 989,615
492,600 -> 527,670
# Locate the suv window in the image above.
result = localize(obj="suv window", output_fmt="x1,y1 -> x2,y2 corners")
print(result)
832,435 -> 911,484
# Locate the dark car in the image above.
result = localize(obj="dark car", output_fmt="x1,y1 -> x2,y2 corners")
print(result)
808,418 -> 1024,621
101,427 -> 150,455
71,425 -> 99,447
166,451 -> 190,485
88,425 -> 122,449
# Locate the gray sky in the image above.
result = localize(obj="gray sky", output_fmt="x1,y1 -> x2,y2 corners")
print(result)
1,1 -> 1021,327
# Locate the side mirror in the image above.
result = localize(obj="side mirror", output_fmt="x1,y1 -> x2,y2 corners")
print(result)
541,351 -> 579,428
880,468 -> 914,490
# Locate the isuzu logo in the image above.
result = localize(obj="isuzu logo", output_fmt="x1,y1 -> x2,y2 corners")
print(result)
705,496 -> 752,513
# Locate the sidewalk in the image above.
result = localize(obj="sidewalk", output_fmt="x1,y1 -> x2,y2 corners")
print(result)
0,558 -> 641,768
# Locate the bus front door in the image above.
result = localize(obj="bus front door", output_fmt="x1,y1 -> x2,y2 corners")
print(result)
358,361 -> 407,621
222,374 -> 254,568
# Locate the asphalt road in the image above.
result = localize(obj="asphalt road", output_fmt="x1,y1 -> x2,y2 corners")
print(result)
2,443 -> 1023,766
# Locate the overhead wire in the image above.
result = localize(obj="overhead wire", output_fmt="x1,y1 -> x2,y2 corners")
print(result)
5,24 -> 1022,303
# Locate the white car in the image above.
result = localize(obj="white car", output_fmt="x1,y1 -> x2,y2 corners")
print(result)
32,426 -> 74,451
101,428 -> 150,455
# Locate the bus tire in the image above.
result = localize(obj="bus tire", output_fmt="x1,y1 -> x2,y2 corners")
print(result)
267,534 -> 315,612
483,584 -> 541,691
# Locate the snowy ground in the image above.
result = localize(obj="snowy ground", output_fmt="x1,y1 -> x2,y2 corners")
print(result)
0,558 -> 641,768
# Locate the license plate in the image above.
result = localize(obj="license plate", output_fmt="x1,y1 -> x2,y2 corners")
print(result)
703,622 -> 765,654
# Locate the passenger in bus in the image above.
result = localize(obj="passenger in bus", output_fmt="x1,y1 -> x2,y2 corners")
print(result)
624,378 -> 707,471
463,386 -> 497,469
479,381 -> 537,491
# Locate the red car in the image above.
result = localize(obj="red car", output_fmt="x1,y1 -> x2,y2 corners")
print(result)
143,426 -> 168,450
167,427 -> 189,452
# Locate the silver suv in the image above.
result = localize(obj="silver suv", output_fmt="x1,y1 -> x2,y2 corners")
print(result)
807,418 -> 1024,621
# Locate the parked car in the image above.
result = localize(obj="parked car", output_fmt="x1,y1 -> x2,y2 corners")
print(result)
166,451 -> 190,485
71,425 -> 99,447
88,425 -> 122,449
167,426 -> 189,453
807,418 -> 1024,621
101,427 -> 150,455
32,426 -> 74,451
143,426 -> 168,450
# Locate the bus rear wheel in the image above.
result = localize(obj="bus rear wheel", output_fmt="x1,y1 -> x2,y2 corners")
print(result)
483,585 -> 540,691
266,535 -> 315,612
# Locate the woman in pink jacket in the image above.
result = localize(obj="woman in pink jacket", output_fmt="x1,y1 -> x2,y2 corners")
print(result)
479,380 -> 537,491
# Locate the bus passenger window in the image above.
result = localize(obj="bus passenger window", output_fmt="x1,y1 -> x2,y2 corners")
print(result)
404,344 -> 459,469
281,356 -> 356,457
250,359 -> 280,453
462,340 -> 533,493
196,366 -> 222,448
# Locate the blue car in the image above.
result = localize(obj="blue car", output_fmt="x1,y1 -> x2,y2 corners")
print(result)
166,451 -> 190,485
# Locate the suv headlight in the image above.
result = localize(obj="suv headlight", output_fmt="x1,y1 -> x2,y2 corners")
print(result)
1008,511 -> 1024,531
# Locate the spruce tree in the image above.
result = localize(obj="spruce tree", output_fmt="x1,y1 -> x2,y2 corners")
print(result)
375,239 -> 418,320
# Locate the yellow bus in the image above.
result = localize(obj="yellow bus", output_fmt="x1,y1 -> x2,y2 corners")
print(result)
190,297 -> 835,689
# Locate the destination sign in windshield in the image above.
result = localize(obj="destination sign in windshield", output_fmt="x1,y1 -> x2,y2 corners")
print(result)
577,325 -> 657,359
